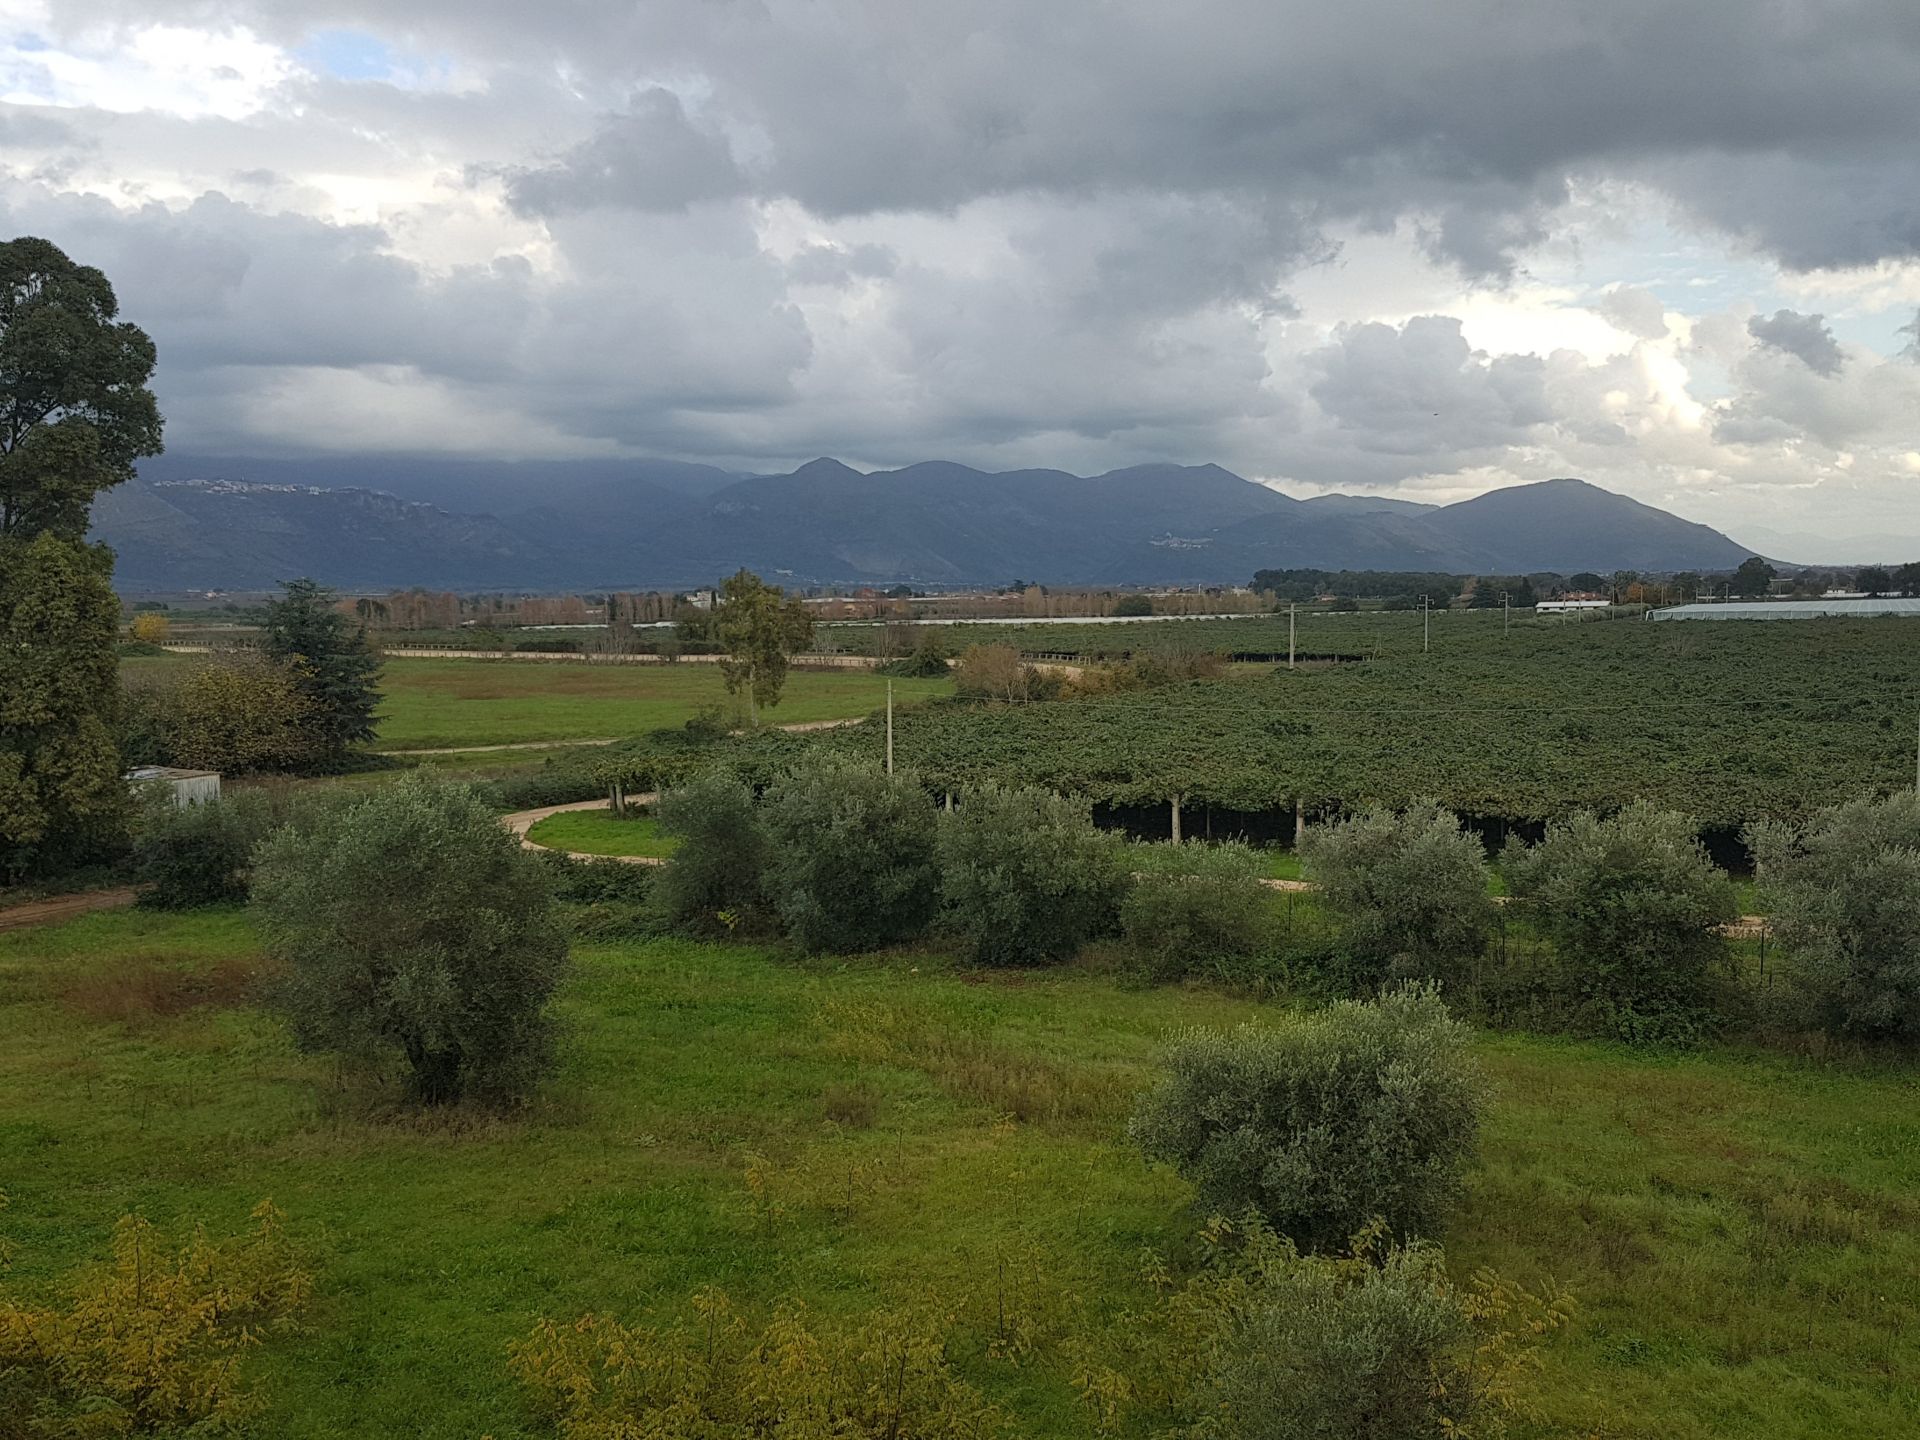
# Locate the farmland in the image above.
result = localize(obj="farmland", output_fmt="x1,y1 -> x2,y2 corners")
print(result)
792,612 -> 1920,830
3,907 -> 1917,1439
121,654 -> 952,752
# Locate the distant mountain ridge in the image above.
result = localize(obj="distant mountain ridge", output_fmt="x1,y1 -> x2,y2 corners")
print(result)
94,456 -> 1758,591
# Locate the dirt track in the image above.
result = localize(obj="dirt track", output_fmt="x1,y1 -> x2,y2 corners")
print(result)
0,887 -> 137,932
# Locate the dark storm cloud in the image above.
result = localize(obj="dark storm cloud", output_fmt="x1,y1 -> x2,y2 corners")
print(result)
1748,309 -> 1846,377
42,0 -> 1920,274
498,88 -> 747,216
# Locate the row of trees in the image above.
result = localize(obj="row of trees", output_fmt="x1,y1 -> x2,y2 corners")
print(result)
1303,793 -> 1920,1047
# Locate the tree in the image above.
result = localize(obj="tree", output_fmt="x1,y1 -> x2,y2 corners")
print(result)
936,784 -> 1125,966
760,757 -> 940,952
1112,593 -> 1154,617
0,236 -> 163,540
653,770 -> 770,930
952,642 -> 1038,702
0,534 -> 129,878
1729,556 -> 1776,597
149,656 -> 324,774
0,237 -> 162,879
1565,572 -> 1606,594
1504,803 -> 1736,1042
1129,987 -> 1487,1250
713,569 -> 814,724
262,578 -> 381,762
1854,565 -> 1893,596
1299,803 -> 1496,988
1750,793 -> 1920,1040
1672,571 -> 1702,602
128,611 -> 170,645
1895,561 -> 1920,596
250,777 -> 568,1106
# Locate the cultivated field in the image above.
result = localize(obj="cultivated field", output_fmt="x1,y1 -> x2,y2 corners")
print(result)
1,908 -> 1914,1439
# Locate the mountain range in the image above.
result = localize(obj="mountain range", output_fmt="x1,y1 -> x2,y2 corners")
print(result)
94,454 -> 1758,592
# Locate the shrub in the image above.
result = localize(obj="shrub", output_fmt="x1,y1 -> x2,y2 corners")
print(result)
761,758 -> 940,952
1750,792 -> 1920,1040
1121,842 -> 1275,975
509,1290 -> 1000,1440
1504,802 -> 1736,1044
1191,1224 -> 1572,1440
953,643 -> 1054,703
131,789 -> 282,908
1301,803 -> 1496,987
876,631 -> 952,678
652,770 -> 769,931
538,852 -> 663,940
250,776 -> 569,1106
0,1199 -> 310,1438
1128,987 -> 1487,1249
937,784 -> 1125,966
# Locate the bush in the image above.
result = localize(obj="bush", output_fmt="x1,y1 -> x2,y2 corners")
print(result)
1121,842 -> 1275,975
952,643 -> 1061,703
1504,802 -> 1736,1044
250,776 -> 569,1106
1300,803 -> 1496,988
876,631 -> 952,678
509,1290 -> 999,1440
1750,792 -> 1920,1040
1128,987 -> 1487,1249
653,771 -> 769,932
0,1200 -> 311,1438
1192,1225 -> 1571,1440
761,758 -> 940,951
937,784 -> 1125,966
131,790 -> 283,909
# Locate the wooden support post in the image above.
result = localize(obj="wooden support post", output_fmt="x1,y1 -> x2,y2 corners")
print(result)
1294,802 -> 1305,846
1171,794 -> 1183,845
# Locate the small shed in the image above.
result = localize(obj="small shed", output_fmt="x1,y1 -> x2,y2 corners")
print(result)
128,766 -> 222,807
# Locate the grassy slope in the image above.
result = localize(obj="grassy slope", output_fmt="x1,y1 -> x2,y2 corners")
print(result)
371,662 -> 951,749
3,909 -> 1916,1438
525,810 -> 678,857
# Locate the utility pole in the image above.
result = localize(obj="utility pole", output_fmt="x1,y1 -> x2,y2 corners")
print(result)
1503,590 -> 1510,634
1421,593 -> 1431,654
886,679 -> 895,776
1288,602 -> 1296,670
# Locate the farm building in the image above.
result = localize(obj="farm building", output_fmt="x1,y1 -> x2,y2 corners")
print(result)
127,766 -> 222,806
1648,598 -> 1920,621
1538,599 -> 1613,612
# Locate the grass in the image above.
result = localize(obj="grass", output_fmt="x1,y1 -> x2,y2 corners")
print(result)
120,653 -> 952,751
3,908 -> 1917,1437
525,810 -> 678,858
369,661 -> 952,749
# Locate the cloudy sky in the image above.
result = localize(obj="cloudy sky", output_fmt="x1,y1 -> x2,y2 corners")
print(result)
4,1 -> 1919,557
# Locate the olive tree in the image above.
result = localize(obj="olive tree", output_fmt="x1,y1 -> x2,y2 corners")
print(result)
1299,803 -> 1496,986
760,757 -> 939,952
936,784 -> 1125,966
250,777 -> 568,1106
1505,802 -> 1736,1043
653,770 -> 769,930
1129,987 -> 1486,1250
1750,792 -> 1920,1040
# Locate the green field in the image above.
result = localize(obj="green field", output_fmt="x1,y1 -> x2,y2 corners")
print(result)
3,908 -> 1916,1438
373,661 -> 951,750
525,809 -> 677,857
122,654 -> 953,752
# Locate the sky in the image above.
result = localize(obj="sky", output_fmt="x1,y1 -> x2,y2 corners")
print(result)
3,2 -> 1918,559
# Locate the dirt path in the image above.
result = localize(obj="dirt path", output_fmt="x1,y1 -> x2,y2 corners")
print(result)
381,738 -> 622,756
502,797 -> 665,866
0,886 -> 138,932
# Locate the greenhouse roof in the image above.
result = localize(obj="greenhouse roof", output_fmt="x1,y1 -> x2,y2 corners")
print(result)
1648,598 -> 1920,620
